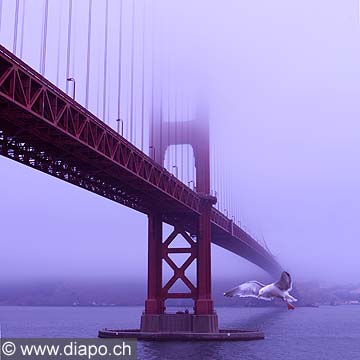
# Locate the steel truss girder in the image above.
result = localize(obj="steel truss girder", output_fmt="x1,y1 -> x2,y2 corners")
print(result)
0,44 -> 201,217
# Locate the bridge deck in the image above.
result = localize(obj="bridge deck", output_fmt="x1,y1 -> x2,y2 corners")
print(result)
0,44 -> 281,276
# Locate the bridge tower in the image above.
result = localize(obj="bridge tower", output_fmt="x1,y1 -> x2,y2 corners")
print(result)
141,105 -> 219,333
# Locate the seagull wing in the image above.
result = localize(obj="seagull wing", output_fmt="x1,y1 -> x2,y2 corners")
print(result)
224,281 -> 265,298
275,271 -> 293,291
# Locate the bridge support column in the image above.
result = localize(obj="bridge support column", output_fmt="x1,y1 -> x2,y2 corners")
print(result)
144,213 -> 164,315
195,201 -> 214,315
192,195 -> 218,333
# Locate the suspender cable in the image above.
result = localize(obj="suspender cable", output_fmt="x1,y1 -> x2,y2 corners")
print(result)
216,142 -> 220,209
187,101 -> 190,186
85,0 -> 92,109
96,55 -> 101,117
71,5 -> 76,82
174,90 -> 178,175
225,156 -> 228,213
214,140 -> 217,204
56,0 -> 63,87
227,167 -> 230,216
225,164 -> 228,215
166,15 -> 171,170
166,54 -> 170,170
117,0 -> 123,127
66,0 -> 73,95
172,29 -> 177,175
223,149 -> 226,212
220,145 -> 224,211
19,0 -> 25,58
129,0 -> 135,142
0,0 -> 2,33
227,172 -> 229,216
13,0 -> 20,54
40,0 -> 49,75
107,88 -> 110,130
217,143 -> 220,209
103,0 -> 109,123
192,150 -> 196,190
141,0 -> 146,152
180,91 -> 184,181
210,132 -> 213,194
229,170 -> 232,216
212,133 -> 216,196
229,173 -> 232,217
156,77 -> 163,162
150,3 -> 155,157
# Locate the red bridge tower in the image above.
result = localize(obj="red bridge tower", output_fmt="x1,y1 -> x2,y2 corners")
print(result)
141,106 -> 219,333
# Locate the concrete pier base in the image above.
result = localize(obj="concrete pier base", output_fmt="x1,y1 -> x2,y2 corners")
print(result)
98,329 -> 264,341
140,313 -> 219,333
99,313 -> 264,341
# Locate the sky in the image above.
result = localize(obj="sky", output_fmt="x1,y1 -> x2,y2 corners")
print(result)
0,0 -> 360,290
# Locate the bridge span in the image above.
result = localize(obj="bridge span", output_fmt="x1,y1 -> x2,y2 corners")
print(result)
0,43 -> 281,335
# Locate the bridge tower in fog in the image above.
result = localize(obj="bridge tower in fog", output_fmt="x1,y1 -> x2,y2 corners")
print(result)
142,106 -> 218,332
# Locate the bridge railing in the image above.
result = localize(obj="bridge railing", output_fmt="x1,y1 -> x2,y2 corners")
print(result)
211,207 -> 275,257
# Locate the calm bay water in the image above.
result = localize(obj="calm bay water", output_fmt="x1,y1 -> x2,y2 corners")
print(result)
0,306 -> 359,360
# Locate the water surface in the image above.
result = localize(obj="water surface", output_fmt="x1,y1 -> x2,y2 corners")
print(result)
0,306 -> 359,359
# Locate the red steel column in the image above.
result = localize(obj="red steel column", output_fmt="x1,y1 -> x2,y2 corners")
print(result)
145,213 -> 164,314
195,196 -> 215,315
150,104 -> 216,315
193,113 -> 215,315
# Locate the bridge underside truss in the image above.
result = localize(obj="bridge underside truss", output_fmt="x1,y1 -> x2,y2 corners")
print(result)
0,44 -> 200,229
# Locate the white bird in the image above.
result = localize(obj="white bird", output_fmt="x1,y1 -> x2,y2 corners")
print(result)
224,271 -> 298,310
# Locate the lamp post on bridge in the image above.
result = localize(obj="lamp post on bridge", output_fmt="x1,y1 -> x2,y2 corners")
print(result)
66,77 -> 76,100
149,146 -> 155,159
116,118 -> 124,136
172,165 -> 178,177
188,180 -> 195,190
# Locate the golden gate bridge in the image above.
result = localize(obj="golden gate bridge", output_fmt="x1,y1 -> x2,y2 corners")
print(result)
0,0 -> 282,340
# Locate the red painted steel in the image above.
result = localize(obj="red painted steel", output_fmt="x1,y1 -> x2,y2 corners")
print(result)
0,45 -> 201,218
145,214 -> 164,314
149,106 -> 217,315
0,44 -> 281,285
195,196 -> 216,315
162,225 -> 197,300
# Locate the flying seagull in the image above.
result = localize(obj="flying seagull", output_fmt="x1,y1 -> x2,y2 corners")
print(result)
224,271 -> 297,310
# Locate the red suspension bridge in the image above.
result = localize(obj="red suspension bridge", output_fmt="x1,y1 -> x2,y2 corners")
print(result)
0,0 -> 282,338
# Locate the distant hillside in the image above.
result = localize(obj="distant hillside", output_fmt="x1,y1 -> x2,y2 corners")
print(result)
0,279 -> 358,307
